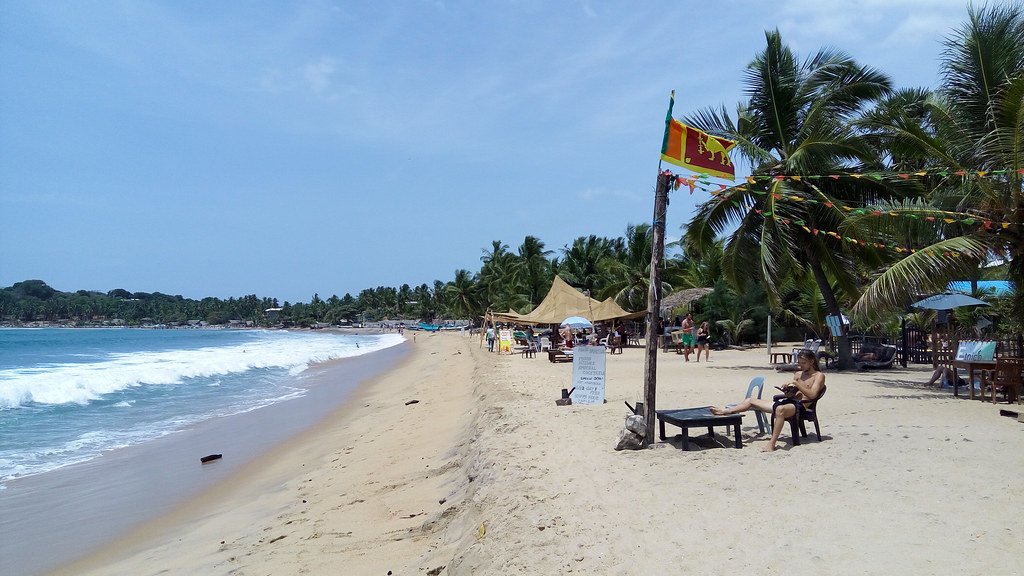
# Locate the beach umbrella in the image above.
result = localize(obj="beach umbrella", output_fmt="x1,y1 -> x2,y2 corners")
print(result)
560,316 -> 593,329
911,292 -> 991,310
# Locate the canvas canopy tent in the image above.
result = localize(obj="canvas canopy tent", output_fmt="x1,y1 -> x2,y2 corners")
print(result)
594,297 -> 646,321
488,309 -> 524,323
512,276 -> 640,325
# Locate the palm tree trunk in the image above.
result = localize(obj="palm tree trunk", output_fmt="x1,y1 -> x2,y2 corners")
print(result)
805,247 -> 855,370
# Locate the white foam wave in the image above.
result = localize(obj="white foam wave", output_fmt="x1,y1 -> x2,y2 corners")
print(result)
0,332 -> 404,409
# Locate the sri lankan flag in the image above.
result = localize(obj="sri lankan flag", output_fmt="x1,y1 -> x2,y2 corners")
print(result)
660,92 -> 736,180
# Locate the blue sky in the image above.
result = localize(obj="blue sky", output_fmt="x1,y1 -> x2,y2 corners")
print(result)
1,1 -> 973,303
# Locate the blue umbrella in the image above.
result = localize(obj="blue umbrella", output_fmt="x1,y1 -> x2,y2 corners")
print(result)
912,292 -> 991,310
560,316 -> 593,329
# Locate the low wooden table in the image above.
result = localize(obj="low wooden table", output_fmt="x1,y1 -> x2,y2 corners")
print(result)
656,407 -> 744,450
770,352 -> 793,364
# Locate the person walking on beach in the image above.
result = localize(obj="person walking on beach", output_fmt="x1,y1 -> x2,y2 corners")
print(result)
680,313 -> 695,361
696,321 -> 711,362
486,326 -> 495,352
710,349 -> 825,452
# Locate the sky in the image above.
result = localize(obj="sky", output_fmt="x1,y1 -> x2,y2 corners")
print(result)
0,1 -> 976,303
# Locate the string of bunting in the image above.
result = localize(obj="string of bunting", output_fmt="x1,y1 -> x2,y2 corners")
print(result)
668,167 -> 1024,199
751,208 -> 968,258
666,169 -> 1021,230
663,167 -> 1019,256
737,168 -> 1024,183
729,199 -> 1017,230
671,167 -> 1024,191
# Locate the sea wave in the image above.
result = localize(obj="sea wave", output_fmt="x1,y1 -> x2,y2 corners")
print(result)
0,331 -> 404,409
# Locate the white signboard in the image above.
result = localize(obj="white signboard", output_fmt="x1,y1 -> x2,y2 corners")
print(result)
955,340 -> 996,362
570,345 -> 606,405
498,329 -> 513,354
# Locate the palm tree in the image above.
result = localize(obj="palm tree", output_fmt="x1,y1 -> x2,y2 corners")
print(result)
478,247 -> 530,313
775,275 -> 830,340
716,317 -> 754,346
515,236 -> 554,307
683,29 -> 893,369
602,223 -> 670,311
432,280 -> 450,318
413,283 -> 434,321
478,239 -> 528,312
852,4 -> 1024,321
560,235 -> 616,295
668,236 -> 724,290
445,269 -> 482,320
480,240 -> 511,267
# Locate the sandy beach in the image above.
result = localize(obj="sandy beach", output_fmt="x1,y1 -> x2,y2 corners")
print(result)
53,331 -> 1024,575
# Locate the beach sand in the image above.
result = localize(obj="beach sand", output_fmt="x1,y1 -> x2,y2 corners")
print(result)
53,332 -> 1024,575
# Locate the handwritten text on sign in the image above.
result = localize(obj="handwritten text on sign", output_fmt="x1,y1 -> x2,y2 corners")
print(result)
571,345 -> 606,405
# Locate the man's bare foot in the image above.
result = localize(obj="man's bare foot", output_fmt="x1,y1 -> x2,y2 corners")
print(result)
761,443 -> 777,452
710,406 -> 728,415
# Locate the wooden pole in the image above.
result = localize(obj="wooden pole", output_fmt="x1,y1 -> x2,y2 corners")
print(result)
642,171 -> 671,446
900,314 -> 908,368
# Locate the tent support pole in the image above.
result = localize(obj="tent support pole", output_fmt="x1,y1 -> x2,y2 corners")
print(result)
642,171 -> 671,446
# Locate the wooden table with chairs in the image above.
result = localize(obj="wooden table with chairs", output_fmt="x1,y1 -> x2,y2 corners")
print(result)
952,356 -> 1023,403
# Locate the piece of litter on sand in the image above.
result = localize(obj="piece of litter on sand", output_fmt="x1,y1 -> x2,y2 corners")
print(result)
405,399 -> 420,405
200,454 -> 222,464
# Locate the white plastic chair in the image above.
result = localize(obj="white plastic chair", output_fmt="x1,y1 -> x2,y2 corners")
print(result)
726,376 -> 768,435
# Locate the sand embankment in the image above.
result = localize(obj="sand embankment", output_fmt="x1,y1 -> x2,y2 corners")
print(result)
57,333 -> 1024,575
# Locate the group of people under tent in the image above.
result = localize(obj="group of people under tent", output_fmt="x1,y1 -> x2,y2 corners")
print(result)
484,322 -> 635,353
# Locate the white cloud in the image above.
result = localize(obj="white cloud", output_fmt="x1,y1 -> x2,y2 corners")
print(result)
885,12 -> 959,46
303,56 -> 337,96
775,0 -> 968,46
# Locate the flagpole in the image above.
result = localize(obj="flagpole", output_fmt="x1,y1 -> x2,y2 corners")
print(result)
641,90 -> 676,446
642,171 -> 670,446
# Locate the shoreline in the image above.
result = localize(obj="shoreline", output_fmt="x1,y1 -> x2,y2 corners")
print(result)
50,330 -> 478,576
0,337 -> 409,576
40,335 -> 1024,574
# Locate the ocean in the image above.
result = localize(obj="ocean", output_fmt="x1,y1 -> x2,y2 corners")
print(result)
0,327 -> 405,487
